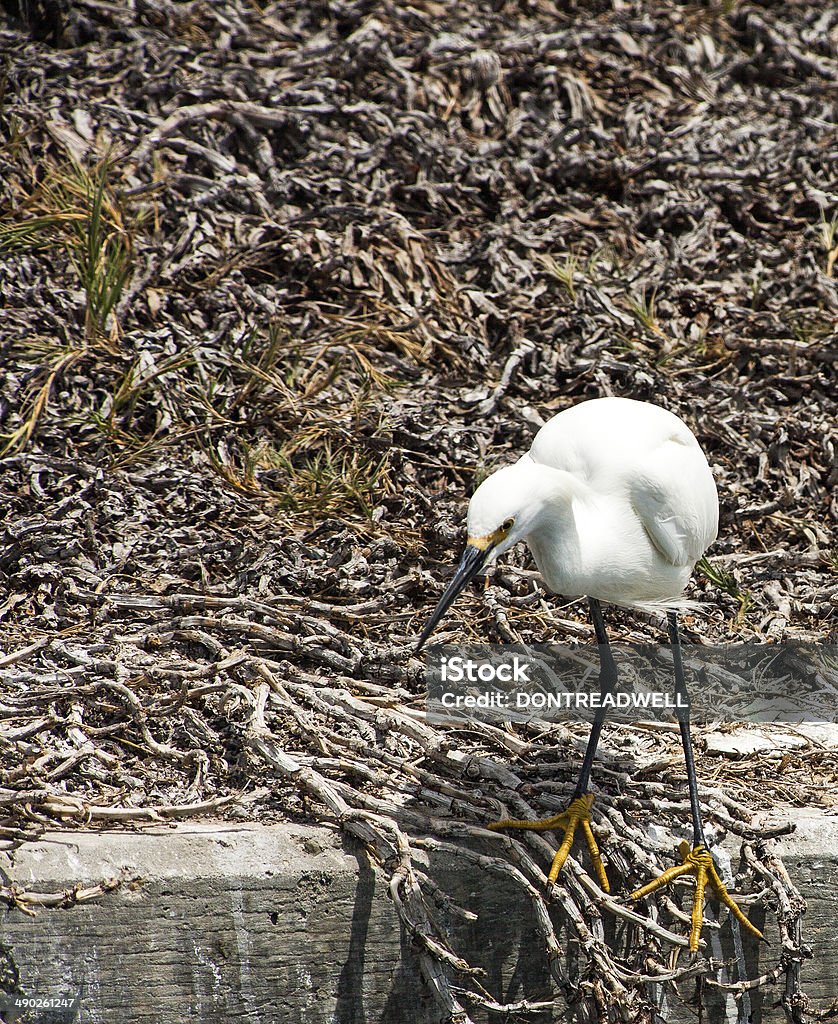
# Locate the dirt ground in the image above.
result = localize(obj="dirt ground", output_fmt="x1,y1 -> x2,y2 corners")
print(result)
0,1 -> 836,1020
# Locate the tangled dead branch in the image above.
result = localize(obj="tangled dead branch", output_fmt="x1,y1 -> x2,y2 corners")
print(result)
0,589 -> 817,1021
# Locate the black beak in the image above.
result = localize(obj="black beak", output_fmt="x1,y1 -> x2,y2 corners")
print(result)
416,543 -> 491,653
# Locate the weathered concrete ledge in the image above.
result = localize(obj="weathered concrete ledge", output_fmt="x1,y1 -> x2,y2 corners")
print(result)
0,810 -> 835,1023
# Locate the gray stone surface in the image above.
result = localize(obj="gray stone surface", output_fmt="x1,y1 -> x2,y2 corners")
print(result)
0,812 -> 835,1023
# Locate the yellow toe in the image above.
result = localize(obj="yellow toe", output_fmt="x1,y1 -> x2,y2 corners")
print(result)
489,793 -> 609,892
631,843 -> 764,953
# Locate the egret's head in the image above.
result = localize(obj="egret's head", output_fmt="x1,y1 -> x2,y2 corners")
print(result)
465,462 -> 541,562
416,460 -> 551,651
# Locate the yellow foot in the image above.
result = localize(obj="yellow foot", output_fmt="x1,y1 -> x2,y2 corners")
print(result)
487,793 -> 610,892
630,840 -> 765,953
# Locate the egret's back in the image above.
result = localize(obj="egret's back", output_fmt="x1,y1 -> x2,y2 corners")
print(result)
530,399 -> 696,492
526,398 -> 718,599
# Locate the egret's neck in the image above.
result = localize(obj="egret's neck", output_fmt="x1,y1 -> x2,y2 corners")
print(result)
514,459 -> 586,588
511,458 -> 583,537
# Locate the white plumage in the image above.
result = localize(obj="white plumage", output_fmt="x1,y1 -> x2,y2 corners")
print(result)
465,397 -> 718,609
417,397 -> 764,953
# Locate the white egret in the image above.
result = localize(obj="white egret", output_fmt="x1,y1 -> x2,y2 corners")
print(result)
417,396 -> 762,952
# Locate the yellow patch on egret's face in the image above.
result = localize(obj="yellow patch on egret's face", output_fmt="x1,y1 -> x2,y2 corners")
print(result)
467,518 -> 514,551
467,534 -> 494,551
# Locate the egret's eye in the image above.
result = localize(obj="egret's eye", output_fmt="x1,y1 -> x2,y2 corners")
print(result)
501,517 -> 514,532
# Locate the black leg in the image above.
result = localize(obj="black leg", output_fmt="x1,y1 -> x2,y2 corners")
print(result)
572,598 -> 619,798
668,611 -> 707,849
630,613 -> 765,951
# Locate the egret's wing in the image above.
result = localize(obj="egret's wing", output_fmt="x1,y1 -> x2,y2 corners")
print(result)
528,398 -> 719,568
630,437 -> 718,567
